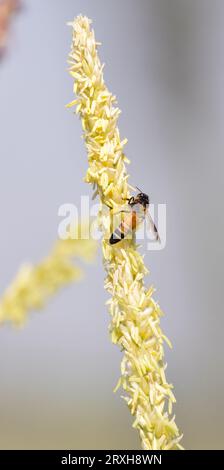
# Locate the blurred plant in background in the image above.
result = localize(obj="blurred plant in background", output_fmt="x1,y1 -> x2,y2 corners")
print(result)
68,15 -> 183,450
0,227 -> 97,326
0,3 -> 98,327
0,0 -> 20,58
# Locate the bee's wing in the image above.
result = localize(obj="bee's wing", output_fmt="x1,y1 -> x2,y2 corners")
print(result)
146,211 -> 160,242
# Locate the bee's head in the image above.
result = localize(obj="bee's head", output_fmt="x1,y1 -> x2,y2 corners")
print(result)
136,192 -> 150,207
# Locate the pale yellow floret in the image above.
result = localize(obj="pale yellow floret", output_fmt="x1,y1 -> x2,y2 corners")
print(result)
0,226 -> 96,326
68,15 -> 183,450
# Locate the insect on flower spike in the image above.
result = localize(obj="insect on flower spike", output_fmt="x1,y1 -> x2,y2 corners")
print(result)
68,15 -> 183,450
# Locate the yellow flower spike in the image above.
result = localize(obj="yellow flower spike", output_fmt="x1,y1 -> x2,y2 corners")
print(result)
68,15 -> 183,450
0,225 -> 97,326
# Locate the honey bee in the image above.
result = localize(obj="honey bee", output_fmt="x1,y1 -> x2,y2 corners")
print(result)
109,188 -> 160,245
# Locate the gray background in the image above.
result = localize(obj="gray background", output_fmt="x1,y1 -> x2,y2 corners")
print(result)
0,0 -> 223,449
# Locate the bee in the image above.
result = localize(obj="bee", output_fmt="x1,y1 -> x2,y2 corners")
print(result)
109,188 -> 160,245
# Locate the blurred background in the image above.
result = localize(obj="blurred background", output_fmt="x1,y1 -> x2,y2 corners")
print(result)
0,0 -> 224,450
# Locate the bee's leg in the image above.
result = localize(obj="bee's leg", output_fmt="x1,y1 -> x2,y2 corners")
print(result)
112,210 -> 131,220
109,209 -> 131,216
103,201 -> 113,210
122,197 -> 132,204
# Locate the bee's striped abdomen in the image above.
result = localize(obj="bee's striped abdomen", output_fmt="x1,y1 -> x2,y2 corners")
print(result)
109,212 -> 137,245
109,227 -> 125,244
